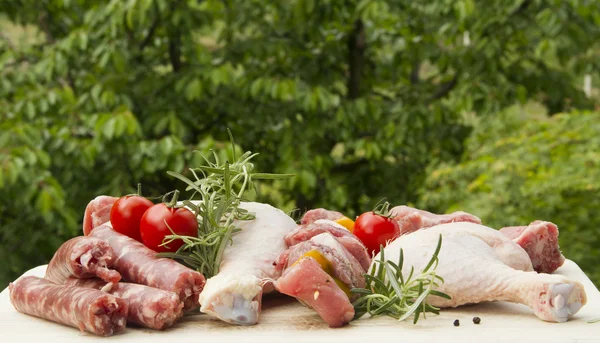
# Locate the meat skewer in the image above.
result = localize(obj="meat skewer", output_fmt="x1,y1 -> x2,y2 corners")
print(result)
276,232 -> 366,327
89,224 -> 205,311
45,236 -> 121,284
276,257 -> 355,328
9,276 -> 128,336
300,208 -> 345,224
285,220 -> 371,270
279,233 -> 366,293
66,278 -> 184,330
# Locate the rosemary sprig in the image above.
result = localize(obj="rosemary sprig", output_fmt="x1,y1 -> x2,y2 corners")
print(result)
157,130 -> 293,278
351,234 -> 451,324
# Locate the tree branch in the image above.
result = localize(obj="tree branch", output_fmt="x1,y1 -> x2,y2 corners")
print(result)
66,68 -> 77,95
428,74 -> 458,101
410,61 -> 421,84
139,18 -> 160,51
123,14 -> 136,45
480,0 -> 532,39
347,19 -> 366,100
511,0 -> 531,16
168,33 -> 182,72
139,2 -> 161,51
38,10 -> 55,44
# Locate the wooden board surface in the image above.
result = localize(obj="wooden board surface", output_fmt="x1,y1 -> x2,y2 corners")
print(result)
1,260 -> 599,343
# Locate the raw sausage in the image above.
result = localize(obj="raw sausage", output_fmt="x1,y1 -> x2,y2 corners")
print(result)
66,278 -> 184,330
9,276 -> 127,336
83,195 -> 117,236
45,236 -> 121,284
90,224 -> 205,311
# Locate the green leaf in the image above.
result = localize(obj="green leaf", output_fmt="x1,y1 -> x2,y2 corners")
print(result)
185,78 -> 203,101
79,32 -> 88,50
454,0 -> 474,22
516,85 -> 527,104
250,173 -> 295,180
103,118 -> 116,139
25,102 -> 36,119
114,116 -> 126,137
36,188 -> 54,214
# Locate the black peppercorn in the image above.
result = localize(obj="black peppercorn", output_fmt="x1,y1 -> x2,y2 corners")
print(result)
453,319 -> 460,327
473,317 -> 481,324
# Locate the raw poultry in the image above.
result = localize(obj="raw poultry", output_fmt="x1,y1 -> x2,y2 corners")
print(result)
374,222 -> 586,322
197,201 -> 298,325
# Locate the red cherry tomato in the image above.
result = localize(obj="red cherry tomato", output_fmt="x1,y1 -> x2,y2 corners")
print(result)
353,212 -> 400,256
110,195 -> 154,242
140,204 -> 198,252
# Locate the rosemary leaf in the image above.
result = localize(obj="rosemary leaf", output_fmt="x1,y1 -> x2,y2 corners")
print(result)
250,172 -> 296,180
161,133 -> 293,278
423,234 -> 443,273
352,235 -> 450,324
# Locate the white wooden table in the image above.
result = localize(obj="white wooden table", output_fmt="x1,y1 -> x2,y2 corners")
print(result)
1,260 -> 599,343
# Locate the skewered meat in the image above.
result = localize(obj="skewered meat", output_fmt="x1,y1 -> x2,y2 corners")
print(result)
275,232 -> 366,327
276,257 -> 354,328
300,208 -> 344,224
278,233 -> 366,293
284,220 -> 371,270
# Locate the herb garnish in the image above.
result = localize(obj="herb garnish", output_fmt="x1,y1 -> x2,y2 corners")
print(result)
157,131 -> 293,278
351,234 -> 450,324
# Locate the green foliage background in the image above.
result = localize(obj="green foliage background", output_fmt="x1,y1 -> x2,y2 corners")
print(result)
1,0 -> 599,288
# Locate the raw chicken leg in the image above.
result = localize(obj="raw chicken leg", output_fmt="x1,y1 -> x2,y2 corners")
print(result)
198,202 -> 297,325
501,221 -> 566,273
375,222 -> 586,323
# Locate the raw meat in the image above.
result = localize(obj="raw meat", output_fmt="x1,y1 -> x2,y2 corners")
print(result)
66,278 -> 184,330
9,276 -> 128,336
197,202 -> 297,325
301,208 -> 344,224
391,204 -> 565,274
90,224 -> 205,311
83,195 -> 117,235
500,221 -> 566,274
278,232 -> 366,293
45,236 -> 121,284
275,257 -> 354,328
375,222 -> 586,323
284,220 -> 371,270
390,205 -> 482,235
